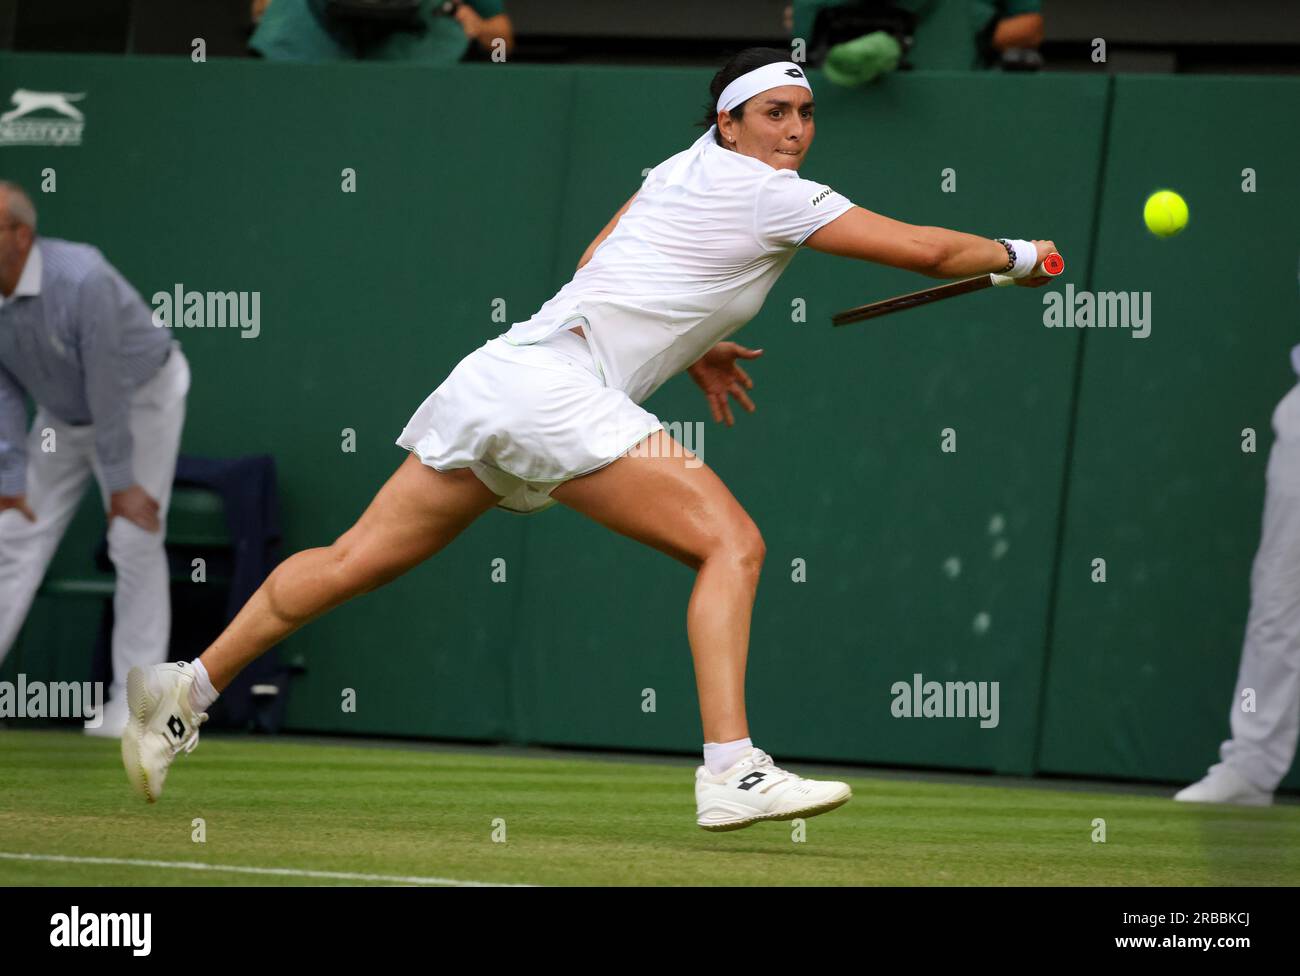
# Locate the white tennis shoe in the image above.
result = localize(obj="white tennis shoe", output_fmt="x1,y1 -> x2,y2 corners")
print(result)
83,695 -> 128,738
695,747 -> 852,831
1174,764 -> 1273,807
121,662 -> 208,803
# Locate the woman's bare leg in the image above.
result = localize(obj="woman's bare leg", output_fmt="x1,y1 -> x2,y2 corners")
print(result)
200,455 -> 499,690
550,429 -> 763,743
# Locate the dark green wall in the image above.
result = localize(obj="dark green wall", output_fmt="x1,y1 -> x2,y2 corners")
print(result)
1039,76 -> 1300,788
2,55 -> 1296,789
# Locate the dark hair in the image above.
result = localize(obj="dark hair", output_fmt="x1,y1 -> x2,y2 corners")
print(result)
697,47 -> 795,146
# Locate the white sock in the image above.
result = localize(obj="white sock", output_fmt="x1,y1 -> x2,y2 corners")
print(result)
704,737 -> 753,775
189,658 -> 219,712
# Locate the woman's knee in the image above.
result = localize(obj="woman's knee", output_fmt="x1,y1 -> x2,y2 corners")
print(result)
738,521 -> 767,575
704,516 -> 766,578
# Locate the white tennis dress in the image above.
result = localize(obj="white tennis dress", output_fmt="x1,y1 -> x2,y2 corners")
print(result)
397,123 -> 856,513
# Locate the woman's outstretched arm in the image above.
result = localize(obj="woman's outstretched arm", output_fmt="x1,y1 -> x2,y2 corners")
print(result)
804,206 -> 1048,280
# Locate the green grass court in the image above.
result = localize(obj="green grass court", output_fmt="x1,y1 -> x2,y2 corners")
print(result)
2,729 -> 1297,886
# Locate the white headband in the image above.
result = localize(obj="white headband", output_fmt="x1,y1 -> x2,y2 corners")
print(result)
716,61 -> 812,116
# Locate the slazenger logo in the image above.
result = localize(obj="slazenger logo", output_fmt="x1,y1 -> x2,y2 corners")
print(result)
809,187 -> 834,207
50,906 -> 151,956
0,88 -> 86,146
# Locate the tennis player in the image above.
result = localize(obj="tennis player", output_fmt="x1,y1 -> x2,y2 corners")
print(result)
122,47 -> 1057,831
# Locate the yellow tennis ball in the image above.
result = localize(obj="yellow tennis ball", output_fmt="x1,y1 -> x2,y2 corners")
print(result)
1144,189 -> 1188,237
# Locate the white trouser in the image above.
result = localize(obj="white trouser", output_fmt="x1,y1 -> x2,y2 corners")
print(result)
1214,381 -> 1300,791
0,347 -> 190,705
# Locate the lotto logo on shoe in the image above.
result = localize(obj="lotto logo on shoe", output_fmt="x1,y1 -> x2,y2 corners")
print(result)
737,772 -> 767,791
49,906 -> 151,956
167,715 -> 187,740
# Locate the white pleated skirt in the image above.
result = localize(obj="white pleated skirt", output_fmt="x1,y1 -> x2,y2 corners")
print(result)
396,325 -> 663,514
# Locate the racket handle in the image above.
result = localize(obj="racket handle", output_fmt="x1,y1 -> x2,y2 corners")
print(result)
991,251 -> 1065,287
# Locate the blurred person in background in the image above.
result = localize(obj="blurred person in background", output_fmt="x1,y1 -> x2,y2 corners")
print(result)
0,182 -> 190,738
1175,259 -> 1300,807
250,0 -> 514,64
786,0 -> 1043,86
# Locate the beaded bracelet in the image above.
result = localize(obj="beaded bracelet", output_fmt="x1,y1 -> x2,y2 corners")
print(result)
994,238 -> 1016,273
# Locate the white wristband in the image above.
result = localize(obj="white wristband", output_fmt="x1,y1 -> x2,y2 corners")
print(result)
1002,238 -> 1039,278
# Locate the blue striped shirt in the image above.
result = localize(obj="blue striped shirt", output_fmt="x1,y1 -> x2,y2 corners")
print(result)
0,237 -> 175,495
